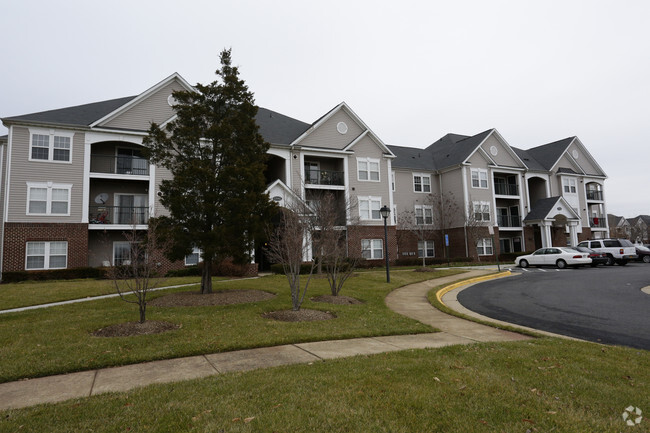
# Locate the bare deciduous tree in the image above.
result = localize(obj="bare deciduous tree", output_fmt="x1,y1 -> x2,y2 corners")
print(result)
464,197 -> 489,261
310,192 -> 360,296
265,203 -> 315,311
108,219 -> 168,323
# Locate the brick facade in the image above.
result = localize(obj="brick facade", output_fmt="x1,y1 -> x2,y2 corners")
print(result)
3,223 -> 88,272
347,225 -> 398,265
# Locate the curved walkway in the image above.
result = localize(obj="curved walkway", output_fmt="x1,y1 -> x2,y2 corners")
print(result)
0,269 -> 530,411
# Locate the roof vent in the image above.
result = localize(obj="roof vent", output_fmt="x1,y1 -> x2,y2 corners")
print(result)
336,122 -> 348,134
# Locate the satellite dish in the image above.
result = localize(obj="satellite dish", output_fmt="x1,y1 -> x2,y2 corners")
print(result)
94,193 -> 109,204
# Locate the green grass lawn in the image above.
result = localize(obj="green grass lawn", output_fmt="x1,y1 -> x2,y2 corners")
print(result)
3,338 -> 648,432
0,269 -> 463,382
0,275 -> 219,310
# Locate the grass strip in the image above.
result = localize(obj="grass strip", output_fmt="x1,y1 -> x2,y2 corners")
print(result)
0,269 -> 462,382
2,338 -> 648,432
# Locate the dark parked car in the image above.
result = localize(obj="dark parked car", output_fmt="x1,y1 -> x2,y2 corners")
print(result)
575,246 -> 609,267
635,245 -> 650,263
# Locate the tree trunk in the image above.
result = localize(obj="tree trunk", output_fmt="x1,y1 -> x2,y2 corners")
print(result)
139,303 -> 146,324
201,258 -> 213,294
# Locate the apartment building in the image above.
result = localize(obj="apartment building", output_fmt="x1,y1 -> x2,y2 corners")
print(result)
0,73 -> 609,275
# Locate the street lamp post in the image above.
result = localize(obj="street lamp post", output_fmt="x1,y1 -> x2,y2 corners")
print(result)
380,205 -> 391,283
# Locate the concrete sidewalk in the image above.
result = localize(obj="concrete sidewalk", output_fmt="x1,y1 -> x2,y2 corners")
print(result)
0,269 -> 530,411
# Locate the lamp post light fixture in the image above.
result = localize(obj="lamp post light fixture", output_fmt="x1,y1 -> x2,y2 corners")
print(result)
379,205 -> 391,283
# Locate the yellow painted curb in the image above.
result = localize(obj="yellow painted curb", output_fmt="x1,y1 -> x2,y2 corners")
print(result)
436,271 -> 512,306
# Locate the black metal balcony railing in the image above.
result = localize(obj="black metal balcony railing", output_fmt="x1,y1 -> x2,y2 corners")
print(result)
305,169 -> 345,186
89,206 -> 149,225
494,183 -> 519,196
90,155 -> 150,175
497,214 -> 522,227
590,216 -> 607,228
586,190 -> 603,201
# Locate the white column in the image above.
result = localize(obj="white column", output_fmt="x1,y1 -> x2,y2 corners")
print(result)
569,222 -> 579,247
541,222 -> 553,248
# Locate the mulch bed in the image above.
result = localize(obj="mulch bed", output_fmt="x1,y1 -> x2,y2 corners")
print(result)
311,295 -> 363,305
262,309 -> 336,322
92,320 -> 179,337
148,289 -> 276,307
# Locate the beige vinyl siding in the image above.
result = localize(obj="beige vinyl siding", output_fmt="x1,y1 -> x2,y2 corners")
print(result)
154,165 -> 173,217
566,143 -> 603,176
0,142 -> 7,256
8,127 -> 84,223
102,81 -> 185,131
299,109 -> 364,150
439,169 -> 468,228
392,169 -> 439,215
290,151 -> 302,191
480,135 -> 523,168
348,136 -> 391,224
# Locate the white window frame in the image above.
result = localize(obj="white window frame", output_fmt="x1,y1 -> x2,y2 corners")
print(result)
413,173 -> 431,193
25,241 -> 68,270
473,201 -> 491,222
476,238 -> 494,256
562,177 -> 577,194
357,157 -> 380,182
418,240 -> 435,258
185,247 -> 202,266
358,196 -> 382,221
361,239 -> 383,259
26,182 -> 72,216
414,205 -> 433,225
471,168 -> 488,189
28,129 -> 73,163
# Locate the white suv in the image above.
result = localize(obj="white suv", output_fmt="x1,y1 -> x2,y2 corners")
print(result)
576,238 -> 637,266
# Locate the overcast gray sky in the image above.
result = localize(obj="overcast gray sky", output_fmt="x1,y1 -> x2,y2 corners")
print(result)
2,0 -> 648,217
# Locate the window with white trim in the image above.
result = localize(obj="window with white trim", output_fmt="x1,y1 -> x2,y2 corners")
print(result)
414,205 -> 433,225
359,196 -> 382,220
113,242 -> 132,266
361,239 -> 383,259
471,168 -> 488,189
476,238 -> 493,256
357,157 -> 380,181
185,247 -> 202,266
413,173 -> 431,193
472,201 -> 491,222
418,240 -> 435,258
562,177 -> 577,193
25,241 -> 67,270
26,182 -> 71,215
29,130 -> 73,162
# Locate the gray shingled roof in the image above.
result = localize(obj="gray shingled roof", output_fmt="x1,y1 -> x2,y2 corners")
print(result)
525,137 -> 574,170
388,145 -> 435,170
2,96 -> 137,128
556,167 -> 580,174
523,196 -> 563,221
255,107 -> 310,145
430,130 -> 492,171
2,96 -> 310,146
511,147 -> 544,171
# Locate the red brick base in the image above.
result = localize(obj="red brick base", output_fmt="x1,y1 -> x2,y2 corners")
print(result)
3,223 -> 88,272
347,225 -> 398,265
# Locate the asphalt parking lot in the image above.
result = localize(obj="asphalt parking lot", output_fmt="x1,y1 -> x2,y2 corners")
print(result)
457,262 -> 650,350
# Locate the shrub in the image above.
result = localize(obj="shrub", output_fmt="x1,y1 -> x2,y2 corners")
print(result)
166,266 -> 202,277
269,263 -> 315,275
1,267 -> 108,283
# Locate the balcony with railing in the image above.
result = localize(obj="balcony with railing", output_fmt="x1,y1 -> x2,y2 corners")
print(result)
90,154 -> 150,176
305,169 -> 345,186
589,216 -> 607,228
586,190 -> 604,201
497,214 -> 522,228
89,205 -> 149,225
494,181 -> 519,196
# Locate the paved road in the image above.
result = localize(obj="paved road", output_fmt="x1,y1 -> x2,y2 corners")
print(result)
457,263 -> 650,350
